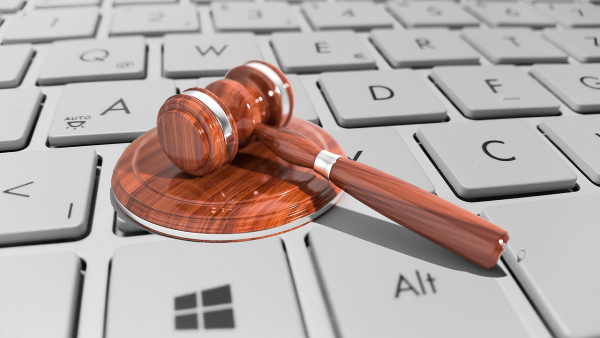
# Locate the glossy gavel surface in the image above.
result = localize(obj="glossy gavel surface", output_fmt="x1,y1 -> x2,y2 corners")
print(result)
254,124 -> 508,269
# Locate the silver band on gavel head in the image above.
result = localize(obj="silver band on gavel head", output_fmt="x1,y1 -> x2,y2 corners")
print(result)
245,61 -> 292,124
313,150 -> 342,181
181,89 -> 236,157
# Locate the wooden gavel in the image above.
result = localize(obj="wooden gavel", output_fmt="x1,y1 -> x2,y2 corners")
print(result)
156,61 -> 509,270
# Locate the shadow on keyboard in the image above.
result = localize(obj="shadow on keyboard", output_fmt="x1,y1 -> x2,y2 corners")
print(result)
317,205 -> 506,278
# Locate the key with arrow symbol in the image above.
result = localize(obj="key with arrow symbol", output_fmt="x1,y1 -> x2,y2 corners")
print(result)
3,181 -> 34,198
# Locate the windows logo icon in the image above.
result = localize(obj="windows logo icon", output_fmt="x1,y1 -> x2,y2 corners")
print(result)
174,284 -> 235,331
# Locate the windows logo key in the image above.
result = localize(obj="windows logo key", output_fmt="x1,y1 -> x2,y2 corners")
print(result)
174,284 -> 235,331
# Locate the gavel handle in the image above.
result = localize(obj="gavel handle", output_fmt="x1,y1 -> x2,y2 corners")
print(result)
329,157 -> 507,269
253,124 -> 509,270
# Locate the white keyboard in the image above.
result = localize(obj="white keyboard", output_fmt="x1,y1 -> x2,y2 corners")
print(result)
0,0 -> 599,337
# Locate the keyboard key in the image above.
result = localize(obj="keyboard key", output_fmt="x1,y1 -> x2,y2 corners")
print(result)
481,194 -> 600,338
105,238 -> 305,337
536,3 -> 600,27
302,3 -> 393,31
0,44 -> 34,89
431,65 -> 560,119
163,33 -> 262,78
320,69 -> 446,127
543,29 -> 600,63
530,64 -> 600,113
461,28 -> 567,64
196,0 -> 253,3
387,1 -> 479,28
371,29 -> 479,68
48,79 -> 175,147
285,74 -> 319,124
35,0 -> 99,8
212,3 -> 299,33
465,2 -> 555,28
308,226 -> 529,337
115,214 -> 149,236
114,0 -> 176,5
0,148 -> 96,245
38,37 -> 146,86
0,253 -> 81,337
329,128 -> 435,193
3,7 -> 99,44
540,116 -> 600,184
0,88 -> 42,151
271,31 -> 376,73
0,0 -> 24,12
110,5 -> 200,37
416,120 -> 576,199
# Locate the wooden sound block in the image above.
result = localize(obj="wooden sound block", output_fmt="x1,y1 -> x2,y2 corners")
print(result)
111,118 -> 344,242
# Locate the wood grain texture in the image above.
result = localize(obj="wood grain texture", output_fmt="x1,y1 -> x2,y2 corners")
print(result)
157,90 -> 238,176
225,61 -> 294,128
249,123 -> 509,269
206,79 -> 261,148
112,118 -> 344,238
329,158 -> 509,270
254,124 -> 321,168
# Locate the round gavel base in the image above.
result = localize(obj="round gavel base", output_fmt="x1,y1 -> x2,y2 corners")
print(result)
111,118 -> 344,242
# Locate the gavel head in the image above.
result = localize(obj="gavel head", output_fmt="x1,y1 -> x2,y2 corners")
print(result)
156,61 -> 294,176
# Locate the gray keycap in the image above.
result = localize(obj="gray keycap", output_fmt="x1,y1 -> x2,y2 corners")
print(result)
197,74 -> 319,124
114,0 -> 175,5
0,0 -> 24,12
2,7 -> 99,44
38,37 -> 146,86
543,29 -> 600,63
465,2 -> 555,28
302,3 -> 393,31
0,252 -> 82,338
48,79 -> 175,147
417,120 -> 576,199
530,64 -> 600,113
431,65 -> 560,119
35,0 -> 99,8
212,3 -> 299,33
286,74 -> 319,124
540,116 -> 600,184
196,0 -> 253,3
536,3 -> 600,28
164,33 -> 262,78
308,226 -> 529,338
329,128 -> 435,193
110,5 -> 200,37
0,148 -> 96,245
271,31 -> 376,73
320,69 -> 446,127
461,28 -> 567,64
0,88 -> 42,151
371,29 -> 480,68
388,1 -> 479,28
105,238 -> 305,337
0,44 -> 33,88
481,194 -> 600,338
268,0 -> 323,2
115,214 -> 149,236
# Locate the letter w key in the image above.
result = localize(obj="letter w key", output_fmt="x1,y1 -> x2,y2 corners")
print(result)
196,45 -> 228,57
163,33 -> 263,78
